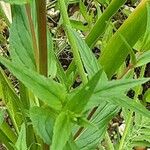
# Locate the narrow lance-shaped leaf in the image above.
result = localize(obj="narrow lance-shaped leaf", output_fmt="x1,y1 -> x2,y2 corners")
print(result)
94,78 -> 150,98
67,27 -> 100,78
85,0 -> 126,48
134,2 -> 150,52
0,68 -> 24,130
51,112 -> 71,150
76,102 -> 118,150
10,6 -> 35,69
104,96 -> 150,118
87,78 -> 150,109
66,27 -> 108,99
65,70 -> 102,114
0,56 -> 67,110
99,0 -> 149,78
66,27 -> 108,97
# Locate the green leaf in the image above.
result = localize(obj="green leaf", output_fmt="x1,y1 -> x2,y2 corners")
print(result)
0,68 -> 23,130
0,56 -> 67,110
51,112 -> 71,150
85,0 -> 126,47
30,107 -> 55,144
87,78 -> 149,109
15,123 -> 27,150
65,70 -> 102,114
10,6 -> 35,69
134,3 -> 150,52
105,96 -> 150,118
136,50 -> 150,67
94,78 -> 150,98
66,28 -> 108,95
99,1 -> 148,78
67,27 -> 100,78
76,102 -> 118,150
2,0 -> 32,4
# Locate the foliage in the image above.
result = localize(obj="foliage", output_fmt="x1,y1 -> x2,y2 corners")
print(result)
0,0 -> 150,150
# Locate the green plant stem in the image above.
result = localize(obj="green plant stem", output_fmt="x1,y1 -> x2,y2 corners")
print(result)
58,0 -> 88,84
36,0 -> 48,76
118,65 -> 146,150
25,4 -> 39,70
105,132 -> 115,150
85,0 -> 126,48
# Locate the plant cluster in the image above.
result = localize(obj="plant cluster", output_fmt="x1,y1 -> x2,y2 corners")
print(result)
0,0 -> 150,150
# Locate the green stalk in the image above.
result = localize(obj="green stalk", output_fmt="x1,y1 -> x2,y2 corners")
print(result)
85,0 -> 126,48
58,0 -> 88,84
25,4 -> 39,70
118,65 -> 146,150
36,0 -> 48,76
